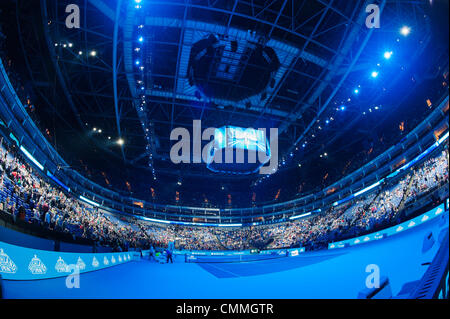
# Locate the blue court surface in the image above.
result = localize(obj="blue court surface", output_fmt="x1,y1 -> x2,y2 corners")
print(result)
3,213 -> 448,299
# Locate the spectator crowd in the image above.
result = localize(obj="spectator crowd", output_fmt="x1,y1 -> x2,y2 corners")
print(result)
1,136 -> 448,252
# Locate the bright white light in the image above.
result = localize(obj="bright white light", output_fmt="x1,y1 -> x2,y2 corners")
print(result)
354,89 -> 359,94
384,51 -> 393,59
371,71 -> 379,78
90,50 -> 97,57
138,36 -> 144,42
78,51 -> 83,55
79,195 -> 100,207
400,26 -> 411,36
20,146 -> 44,171
117,138 -> 124,146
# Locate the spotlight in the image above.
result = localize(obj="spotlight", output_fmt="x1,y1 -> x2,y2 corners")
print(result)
90,50 -> 97,57
371,71 -> 379,78
117,138 -> 124,146
135,0 -> 142,3
340,105 -> 346,111
383,51 -> 393,59
93,127 -> 97,132
135,60 -> 140,65
78,51 -> 83,55
354,89 -> 359,94
98,129 -> 102,133
138,36 -> 144,43
400,26 -> 411,36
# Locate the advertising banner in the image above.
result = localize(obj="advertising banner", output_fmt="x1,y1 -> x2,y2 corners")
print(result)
0,241 -> 135,280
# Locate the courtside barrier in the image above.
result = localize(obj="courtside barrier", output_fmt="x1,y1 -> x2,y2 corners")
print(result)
329,203 -> 447,249
0,241 -> 135,280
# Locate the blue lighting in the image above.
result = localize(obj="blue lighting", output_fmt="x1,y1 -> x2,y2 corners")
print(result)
383,51 -> 393,59
47,171 -> 70,193
354,89 -> 359,94
135,0 -> 142,3
135,60 -> 140,65
340,105 -> 346,111
138,36 -> 144,43
371,71 -> 379,78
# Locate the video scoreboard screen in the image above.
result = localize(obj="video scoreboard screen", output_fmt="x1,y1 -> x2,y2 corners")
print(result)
226,127 -> 267,153
206,126 -> 271,174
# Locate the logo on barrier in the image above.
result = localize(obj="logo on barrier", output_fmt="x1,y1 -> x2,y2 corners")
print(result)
103,256 -> 109,265
76,257 -> 86,270
118,255 -> 122,262
0,248 -> 18,274
55,257 -> 70,273
92,256 -> 99,268
111,256 -> 116,264
28,255 -> 47,275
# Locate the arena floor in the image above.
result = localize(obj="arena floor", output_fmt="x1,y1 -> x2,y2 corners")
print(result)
3,212 -> 448,299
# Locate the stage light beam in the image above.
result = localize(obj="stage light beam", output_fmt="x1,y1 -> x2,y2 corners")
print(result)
384,51 -> 393,59
400,26 -> 411,36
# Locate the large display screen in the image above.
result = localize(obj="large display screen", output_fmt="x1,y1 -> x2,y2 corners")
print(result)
206,126 -> 271,174
225,127 -> 267,153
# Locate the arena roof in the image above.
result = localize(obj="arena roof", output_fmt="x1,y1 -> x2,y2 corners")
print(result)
1,0 -> 448,207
